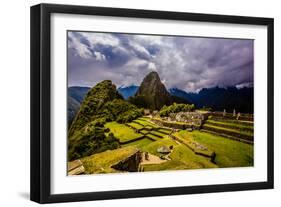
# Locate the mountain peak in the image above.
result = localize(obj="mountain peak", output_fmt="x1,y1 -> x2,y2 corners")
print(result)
134,71 -> 172,110
68,80 -> 123,137
143,71 -> 161,82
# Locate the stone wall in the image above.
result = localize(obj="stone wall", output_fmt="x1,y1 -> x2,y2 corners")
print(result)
152,118 -> 192,129
153,111 -> 210,129
166,111 -> 209,124
211,112 -> 254,121
111,151 -> 143,172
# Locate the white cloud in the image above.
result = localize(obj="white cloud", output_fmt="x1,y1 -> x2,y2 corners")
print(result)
68,32 -> 92,59
148,62 -> 156,71
68,32 -> 253,92
79,32 -> 119,47
94,51 -> 106,61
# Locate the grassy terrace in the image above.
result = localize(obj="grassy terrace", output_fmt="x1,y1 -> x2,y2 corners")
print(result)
150,131 -> 167,137
169,144 -> 217,168
203,124 -> 253,140
209,117 -> 254,126
141,137 -> 217,171
146,133 -> 162,141
140,129 -> 150,134
133,119 -> 158,128
173,131 -> 215,157
141,137 -> 216,169
123,138 -> 154,148
206,119 -> 253,131
82,116 -> 253,174
127,122 -> 144,130
183,130 -> 254,167
105,122 -> 143,143
81,146 -> 138,174
158,128 -> 172,134
143,125 -> 153,130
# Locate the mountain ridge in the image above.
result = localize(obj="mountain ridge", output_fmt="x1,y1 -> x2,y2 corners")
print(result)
169,86 -> 254,113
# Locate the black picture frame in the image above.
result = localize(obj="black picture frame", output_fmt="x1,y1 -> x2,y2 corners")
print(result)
30,3 -> 274,204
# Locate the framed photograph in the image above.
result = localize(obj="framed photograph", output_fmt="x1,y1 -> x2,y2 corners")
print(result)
30,3 -> 274,203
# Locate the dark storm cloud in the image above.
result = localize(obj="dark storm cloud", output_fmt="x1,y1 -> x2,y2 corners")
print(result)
68,31 -> 253,92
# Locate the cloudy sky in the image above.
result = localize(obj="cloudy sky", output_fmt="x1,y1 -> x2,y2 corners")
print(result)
68,31 -> 253,92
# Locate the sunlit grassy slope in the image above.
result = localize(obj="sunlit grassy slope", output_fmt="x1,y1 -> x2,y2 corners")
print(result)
180,130 -> 254,167
105,122 -> 143,143
81,146 -> 138,174
81,117 -> 253,174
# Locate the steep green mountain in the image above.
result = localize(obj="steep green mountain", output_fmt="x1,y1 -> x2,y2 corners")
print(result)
68,80 -> 122,136
68,80 -> 143,161
131,71 -> 173,110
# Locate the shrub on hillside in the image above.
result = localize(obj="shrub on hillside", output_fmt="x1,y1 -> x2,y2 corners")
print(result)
159,103 -> 195,117
68,126 -> 120,161
116,108 -> 143,123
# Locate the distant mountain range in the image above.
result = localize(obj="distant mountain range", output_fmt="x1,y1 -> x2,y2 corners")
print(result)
67,75 -> 253,126
68,86 -> 90,126
169,87 -> 253,113
117,85 -> 139,99
117,84 -> 253,113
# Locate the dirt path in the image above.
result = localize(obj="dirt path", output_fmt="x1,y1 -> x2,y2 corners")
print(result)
141,153 -> 167,165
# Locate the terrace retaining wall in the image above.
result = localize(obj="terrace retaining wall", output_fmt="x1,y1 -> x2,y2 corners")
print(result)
111,151 -> 143,172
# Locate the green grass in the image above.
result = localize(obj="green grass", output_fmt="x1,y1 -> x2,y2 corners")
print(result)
105,122 -> 143,143
204,124 -> 253,137
134,119 -> 158,128
173,131 -> 215,157
206,119 -> 253,131
140,137 -> 177,156
140,129 -> 150,134
143,125 -> 153,130
142,160 -> 191,171
158,128 -> 172,134
146,134 -> 161,141
175,130 -> 192,140
127,122 -> 144,130
170,144 -> 217,168
123,138 -> 154,148
140,137 -> 217,171
209,117 -> 254,125
81,146 -> 138,174
185,130 -> 254,167
138,117 -> 150,121
150,130 -> 167,137
81,117 -> 253,174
